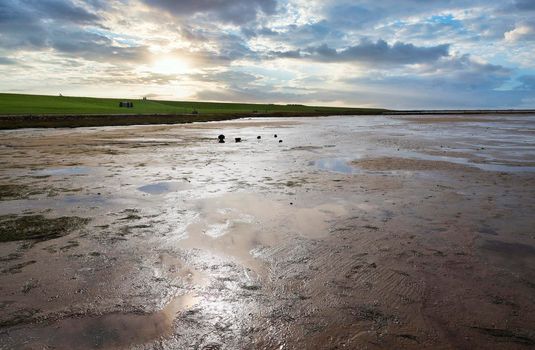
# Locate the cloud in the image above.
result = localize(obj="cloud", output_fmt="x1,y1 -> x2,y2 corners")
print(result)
191,71 -> 259,86
504,23 -> 535,42
49,28 -> 150,63
327,3 -> 385,29
0,0 -> 534,108
141,0 -> 278,24
0,0 -> 151,64
0,56 -> 16,65
0,0 -> 102,49
338,54 -> 516,108
517,75 -> 535,90
0,0 -> 100,26
363,54 -> 511,90
272,39 -> 450,65
21,0 -> 100,23
195,85 -> 310,104
512,0 -> 535,11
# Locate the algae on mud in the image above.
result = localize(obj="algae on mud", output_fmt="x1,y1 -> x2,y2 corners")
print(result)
0,184 -> 34,200
0,215 -> 89,242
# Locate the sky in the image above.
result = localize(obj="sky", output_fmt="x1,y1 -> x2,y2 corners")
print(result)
0,0 -> 534,109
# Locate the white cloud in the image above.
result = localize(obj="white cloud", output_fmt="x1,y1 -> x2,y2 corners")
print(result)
504,24 -> 535,42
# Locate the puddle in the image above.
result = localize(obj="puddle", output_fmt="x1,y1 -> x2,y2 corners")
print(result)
181,192 -> 349,274
138,182 -> 189,195
35,166 -> 92,176
315,158 -> 358,174
317,154 -> 535,175
14,293 -> 199,349
203,220 -> 232,238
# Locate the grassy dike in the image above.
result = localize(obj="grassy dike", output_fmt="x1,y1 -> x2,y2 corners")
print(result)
0,93 -> 386,129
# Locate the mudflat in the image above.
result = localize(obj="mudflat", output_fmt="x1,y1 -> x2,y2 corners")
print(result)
0,115 -> 534,349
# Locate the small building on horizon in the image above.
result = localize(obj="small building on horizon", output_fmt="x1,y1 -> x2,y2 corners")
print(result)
119,101 -> 134,108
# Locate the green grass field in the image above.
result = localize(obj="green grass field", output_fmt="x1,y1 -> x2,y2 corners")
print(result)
0,93 -> 388,129
0,93 -> 383,116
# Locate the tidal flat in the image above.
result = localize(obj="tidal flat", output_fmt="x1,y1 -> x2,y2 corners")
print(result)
0,115 -> 534,349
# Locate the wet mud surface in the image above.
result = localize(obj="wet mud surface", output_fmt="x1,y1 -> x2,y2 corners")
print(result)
0,115 -> 534,349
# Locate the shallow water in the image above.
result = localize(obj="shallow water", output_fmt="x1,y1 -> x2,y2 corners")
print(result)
314,158 -> 359,174
138,181 -> 189,195
35,166 -> 92,176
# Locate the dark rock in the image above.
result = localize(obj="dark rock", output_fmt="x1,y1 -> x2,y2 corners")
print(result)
257,136 -> 261,139
240,284 -> 261,291
235,138 -> 242,143
279,140 -> 283,143
218,134 -> 225,143
274,134 -> 278,138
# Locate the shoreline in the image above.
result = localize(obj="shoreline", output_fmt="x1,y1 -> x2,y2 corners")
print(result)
385,109 -> 535,115
0,109 -> 533,130
0,110 -> 378,130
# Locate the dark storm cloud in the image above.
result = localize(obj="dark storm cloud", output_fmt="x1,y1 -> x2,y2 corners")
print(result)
272,40 -> 450,65
142,0 -> 278,24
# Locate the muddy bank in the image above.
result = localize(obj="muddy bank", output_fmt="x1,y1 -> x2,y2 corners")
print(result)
0,110 -> 382,130
3,109 -> 531,130
0,114 -> 534,349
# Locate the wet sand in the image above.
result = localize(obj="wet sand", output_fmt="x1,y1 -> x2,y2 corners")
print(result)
0,115 -> 534,349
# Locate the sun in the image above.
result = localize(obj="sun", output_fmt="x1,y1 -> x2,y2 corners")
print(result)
150,57 -> 190,75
